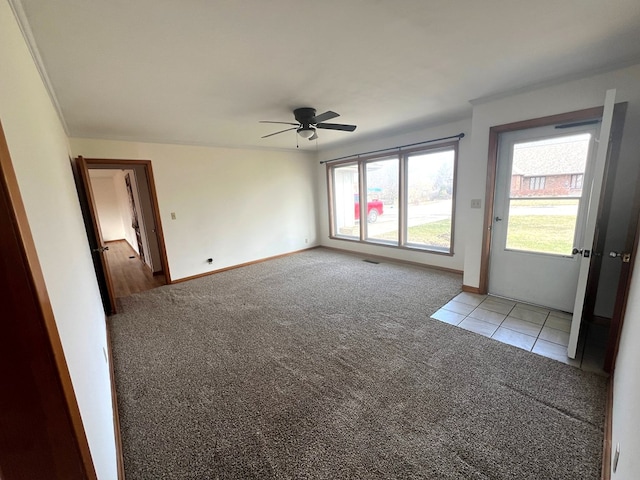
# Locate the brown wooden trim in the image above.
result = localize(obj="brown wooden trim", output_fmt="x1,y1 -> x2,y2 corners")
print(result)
321,246 -> 463,275
172,246 -> 321,284
462,284 -> 482,294
0,121 -> 97,478
105,319 -> 126,480
478,128 -> 498,293
601,377 -> 613,480
479,106 -> 605,295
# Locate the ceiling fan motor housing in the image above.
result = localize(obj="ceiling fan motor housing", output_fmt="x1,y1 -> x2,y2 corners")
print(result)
294,107 -> 317,126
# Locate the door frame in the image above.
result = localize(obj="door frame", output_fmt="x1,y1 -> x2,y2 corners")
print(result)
480,106 -> 604,294
77,158 -> 172,312
0,121 -> 97,478
487,122 -> 600,311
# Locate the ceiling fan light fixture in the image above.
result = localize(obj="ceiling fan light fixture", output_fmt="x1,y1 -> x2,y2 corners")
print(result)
297,127 -> 315,139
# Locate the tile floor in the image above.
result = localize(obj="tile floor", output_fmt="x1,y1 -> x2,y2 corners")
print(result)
431,292 -> 607,375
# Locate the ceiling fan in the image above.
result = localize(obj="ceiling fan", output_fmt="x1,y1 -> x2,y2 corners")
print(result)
260,107 -> 357,141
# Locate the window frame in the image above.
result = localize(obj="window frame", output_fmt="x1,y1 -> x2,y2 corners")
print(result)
327,141 -> 458,256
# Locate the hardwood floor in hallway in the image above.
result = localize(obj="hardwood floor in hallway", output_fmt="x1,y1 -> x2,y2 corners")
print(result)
105,240 -> 166,298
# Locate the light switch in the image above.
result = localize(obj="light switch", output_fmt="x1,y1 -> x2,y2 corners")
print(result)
471,199 -> 482,209
171,212 -> 176,220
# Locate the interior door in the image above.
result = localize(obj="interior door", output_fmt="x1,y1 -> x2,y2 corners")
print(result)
489,122 -> 600,312
76,156 -> 118,314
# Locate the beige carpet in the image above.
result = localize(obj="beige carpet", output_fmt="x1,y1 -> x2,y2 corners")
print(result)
109,248 -> 606,479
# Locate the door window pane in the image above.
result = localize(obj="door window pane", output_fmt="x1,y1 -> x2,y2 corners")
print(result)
506,133 -> 590,255
365,158 -> 398,243
406,149 -> 455,251
332,163 -> 359,238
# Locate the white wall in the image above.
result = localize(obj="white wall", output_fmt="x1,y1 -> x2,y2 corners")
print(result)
317,118 -> 472,273
611,247 -> 640,478
89,173 -> 126,241
0,1 -> 117,478
69,138 -> 318,280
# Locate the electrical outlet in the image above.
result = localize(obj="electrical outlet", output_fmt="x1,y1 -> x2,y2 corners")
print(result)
207,258 -> 213,264
471,199 -> 482,209
171,212 -> 176,220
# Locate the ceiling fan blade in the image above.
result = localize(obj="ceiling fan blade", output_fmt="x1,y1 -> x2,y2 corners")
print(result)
309,131 -> 318,141
261,127 -> 297,138
312,111 -> 339,124
259,121 -> 299,126
316,122 -> 357,132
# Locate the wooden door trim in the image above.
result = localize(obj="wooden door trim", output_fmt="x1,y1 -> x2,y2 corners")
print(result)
0,121 -> 97,478
479,106 -> 605,293
81,158 -> 172,284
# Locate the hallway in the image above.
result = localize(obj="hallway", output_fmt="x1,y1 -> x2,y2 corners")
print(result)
105,240 -> 166,298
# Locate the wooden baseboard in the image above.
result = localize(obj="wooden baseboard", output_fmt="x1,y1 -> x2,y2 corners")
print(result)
462,284 -> 483,294
171,246 -> 320,284
105,318 -> 126,480
601,377 -> 613,480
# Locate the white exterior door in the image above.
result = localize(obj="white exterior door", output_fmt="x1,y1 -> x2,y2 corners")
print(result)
489,120 -> 601,312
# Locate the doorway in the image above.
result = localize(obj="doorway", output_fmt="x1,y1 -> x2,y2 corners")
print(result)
480,100 -> 634,370
74,158 -> 171,313
489,122 -> 599,312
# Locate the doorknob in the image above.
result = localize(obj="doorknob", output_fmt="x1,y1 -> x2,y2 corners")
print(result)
609,251 -> 631,263
572,248 -> 583,255
92,246 -> 109,253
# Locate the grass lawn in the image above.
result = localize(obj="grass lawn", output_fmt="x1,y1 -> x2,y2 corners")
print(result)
376,214 -> 576,255
506,215 -> 576,255
377,219 -> 451,247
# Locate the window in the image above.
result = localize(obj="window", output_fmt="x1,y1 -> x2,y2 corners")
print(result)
529,176 -> 546,190
328,142 -> 458,254
365,157 -> 399,243
330,163 -> 359,239
570,174 -> 583,189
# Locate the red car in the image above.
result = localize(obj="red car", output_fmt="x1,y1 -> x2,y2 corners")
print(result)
354,198 -> 384,223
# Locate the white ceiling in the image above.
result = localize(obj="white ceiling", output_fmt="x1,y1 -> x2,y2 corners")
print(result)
15,0 -> 640,151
